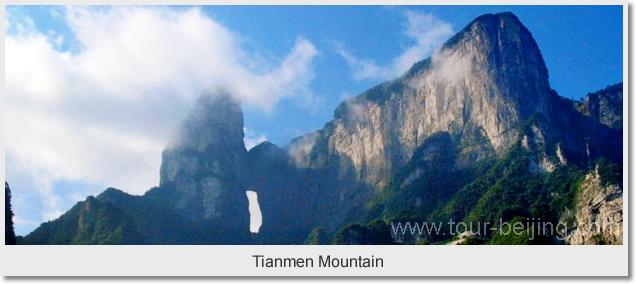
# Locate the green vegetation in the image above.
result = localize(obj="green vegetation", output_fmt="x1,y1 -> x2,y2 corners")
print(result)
431,144 -> 585,242
23,196 -> 143,245
595,158 -> 622,187
487,216 -> 551,245
403,58 -> 432,79
333,133 -> 592,245
5,182 -> 17,245
360,80 -> 405,105
304,227 -> 328,245
21,187 -> 249,245
332,219 -> 394,245
363,132 -> 481,225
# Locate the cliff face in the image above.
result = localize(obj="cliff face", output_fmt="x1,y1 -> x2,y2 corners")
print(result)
564,168 -> 623,245
565,173 -> 623,245
288,13 -> 574,222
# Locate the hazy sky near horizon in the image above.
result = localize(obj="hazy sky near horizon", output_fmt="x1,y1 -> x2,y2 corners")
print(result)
5,5 -> 622,235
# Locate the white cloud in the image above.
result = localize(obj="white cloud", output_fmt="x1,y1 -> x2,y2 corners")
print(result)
428,49 -> 474,84
5,6 -> 318,231
338,10 -> 453,81
343,99 -> 368,123
244,127 -> 268,151
287,131 -> 319,167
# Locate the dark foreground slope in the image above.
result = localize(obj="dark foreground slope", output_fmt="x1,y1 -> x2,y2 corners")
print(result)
5,183 -> 17,245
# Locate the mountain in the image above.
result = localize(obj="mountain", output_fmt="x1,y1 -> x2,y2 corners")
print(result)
285,11 -> 621,231
23,92 -> 254,245
20,12 -> 623,245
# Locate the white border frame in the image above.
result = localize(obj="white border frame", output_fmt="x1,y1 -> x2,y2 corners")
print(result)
1,1 -> 629,277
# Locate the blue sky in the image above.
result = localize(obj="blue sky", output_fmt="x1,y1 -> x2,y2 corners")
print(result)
231,5 -> 624,147
5,5 -> 623,235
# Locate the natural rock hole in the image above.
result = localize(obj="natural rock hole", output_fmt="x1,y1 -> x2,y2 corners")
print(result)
245,190 -> 262,233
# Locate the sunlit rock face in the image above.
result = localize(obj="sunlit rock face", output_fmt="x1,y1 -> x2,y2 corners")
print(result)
285,12 -> 621,232
564,168 -> 623,245
158,89 -> 249,231
287,13 -> 564,227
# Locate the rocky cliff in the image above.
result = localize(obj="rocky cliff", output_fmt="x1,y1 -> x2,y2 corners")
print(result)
300,12 -> 554,173
564,166 -> 623,245
155,90 -> 249,231
575,83 -> 623,129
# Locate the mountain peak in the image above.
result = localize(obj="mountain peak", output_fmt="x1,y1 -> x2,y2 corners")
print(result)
97,188 -> 130,203
434,10 -> 551,119
249,141 -> 284,157
474,11 -> 521,24
402,12 -> 549,106
248,141 -> 287,165
158,88 -> 249,224
443,12 -> 526,48
299,11 -> 558,209
168,89 -> 245,153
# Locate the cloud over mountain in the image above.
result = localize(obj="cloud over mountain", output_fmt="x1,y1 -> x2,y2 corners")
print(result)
337,10 -> 453,81
5,6 -> 318,232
